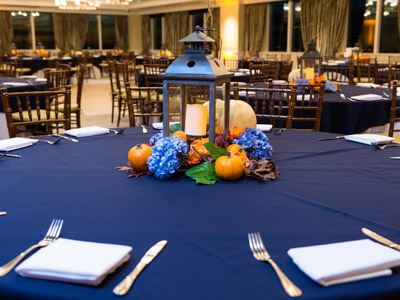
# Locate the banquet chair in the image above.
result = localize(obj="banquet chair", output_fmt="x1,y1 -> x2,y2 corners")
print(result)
389,80 -> 400,137
389,56 -> 400,64
44,68 -> 71,91
322,62 -> 354,84
83,52 -> 95,79
108,60 -> 121,124
249,63 -> 279,83
108,61 -> 127,127
1,86 -> 71,138
125,84 -> 164,127
223,58 -> 242,71
50,65 -> 85,128
281,54 -> 291,61
13,58 -> 31,76
0,61 -> 17,77
143,63 -> 168,87
265,53 -> 277,61
356,58 -> 375,83
280,61 -> 293,81
232,83 -> 297,128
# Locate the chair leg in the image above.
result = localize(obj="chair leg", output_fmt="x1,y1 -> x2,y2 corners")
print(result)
117,96 -> 122,127
111,95 -> 115,123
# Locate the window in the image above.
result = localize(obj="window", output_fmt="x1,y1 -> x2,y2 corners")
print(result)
292,0 -> 303,52
84,14 -> 99,50
34,12 -> 55,49
347,0 -> 376,53
12,11 -> 31,49
380,0 -> 400,53
191,10 -> 205,28
101,15 -> 116,49
151,15 -> 162,49
269,1 -> 288,51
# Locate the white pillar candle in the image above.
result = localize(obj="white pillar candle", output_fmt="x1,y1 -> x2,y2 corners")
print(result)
305,67 -> 315,80
185,104 -> 207,136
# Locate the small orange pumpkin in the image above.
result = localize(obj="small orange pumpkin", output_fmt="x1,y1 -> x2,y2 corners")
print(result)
172,130 -> 187,143
226,144 -> 249,164
128,143 -> 152,171
215,152 -> 245,181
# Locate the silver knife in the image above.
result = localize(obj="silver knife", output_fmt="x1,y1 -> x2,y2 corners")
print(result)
113,240 -> 167,296
390,157 -> 400,160
0,212 -> 6,216
52,134 -> 79,143
318,136 -> 345,141
362,228 -> 400,251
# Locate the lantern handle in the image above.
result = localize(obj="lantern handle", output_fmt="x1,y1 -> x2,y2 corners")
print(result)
195,25 -> 215,32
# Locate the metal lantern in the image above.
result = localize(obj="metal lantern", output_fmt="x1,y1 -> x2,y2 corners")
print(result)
352,43 -> 360,64
159,26 -> 233,144
300,40 -> 322,80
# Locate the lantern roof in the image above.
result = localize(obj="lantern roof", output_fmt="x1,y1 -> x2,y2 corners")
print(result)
179,28 -> 215,43
301,40 -> 322,59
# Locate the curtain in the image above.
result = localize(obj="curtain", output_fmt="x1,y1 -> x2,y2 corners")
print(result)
0,11 -> 13,51
164,11 -> 190,55
115,16 -> 128,51
244,3 -> 267,56
300,0 -> 349,59
54,13 -> 88,52
141,15 -> 151,52
205,7 -> 221,58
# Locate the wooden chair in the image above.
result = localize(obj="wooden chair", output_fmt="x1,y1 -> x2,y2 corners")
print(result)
389,56 -> 400,64
356,57 -> 375,83
223,58 -> 243,71
51,65 -> 85,128
0,61 -> 17,77
143,63 -> 167,87
265,53 -> 277,61
280,61 -> 293,81
108,60 -> 120,125
125,84 -> 164,127
249,63 -> 279,83
1,86 -> 71,138
389,80 -> 400,137
12,58 -> 31,76
232,83 -> 297,128
44,68 -> 71,91
322,62 -> 354,84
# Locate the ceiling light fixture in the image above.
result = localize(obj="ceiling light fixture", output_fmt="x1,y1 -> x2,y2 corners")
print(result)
55,0 -> 131,10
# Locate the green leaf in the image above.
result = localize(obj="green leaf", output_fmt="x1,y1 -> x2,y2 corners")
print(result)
195,177 -> 217,185
169,123 -> 181,133
203,143 -> 228,160
185,162 -> 208,179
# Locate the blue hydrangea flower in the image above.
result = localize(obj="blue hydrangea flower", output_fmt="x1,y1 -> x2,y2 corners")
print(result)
325,80 -> 338,92
294,78 -> 310,93
233,128 -> 273,160
149,131 -> 163,146
147,136 -> 189,179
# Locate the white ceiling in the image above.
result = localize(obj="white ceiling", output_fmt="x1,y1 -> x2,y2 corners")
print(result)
0,0 -> 208,15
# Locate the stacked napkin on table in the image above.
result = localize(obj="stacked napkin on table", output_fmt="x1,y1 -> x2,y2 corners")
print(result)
288,239 -> 400,286
0,138 -> 38,151
15,238 -> 132,286
350,94 -> 382,101
344,134 -> 395,145
64,126 -> 110,137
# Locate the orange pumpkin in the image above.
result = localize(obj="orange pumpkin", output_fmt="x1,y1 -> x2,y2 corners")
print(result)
172,130 -> 187,143
226,144 -> 249,164
128,144 -> 152,171
215,152 -> 245,181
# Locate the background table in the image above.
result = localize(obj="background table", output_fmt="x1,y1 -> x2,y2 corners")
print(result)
1,127 -> 400,299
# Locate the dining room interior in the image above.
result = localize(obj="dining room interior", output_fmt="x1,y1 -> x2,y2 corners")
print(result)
1,0 -> 400,299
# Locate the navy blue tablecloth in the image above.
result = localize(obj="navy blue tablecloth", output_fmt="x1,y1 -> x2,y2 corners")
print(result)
1,128 -> 400,300
0,77 -> 47,112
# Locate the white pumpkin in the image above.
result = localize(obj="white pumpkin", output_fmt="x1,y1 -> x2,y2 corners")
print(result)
203,99 -> 257,131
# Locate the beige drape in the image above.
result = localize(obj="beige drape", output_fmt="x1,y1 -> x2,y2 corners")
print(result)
205,7 -> 221,58
54,13 -> 88,52
244,3 -> 268,56
300,0 -> 348,59
115,16 -> 128,51
164,11 -> 190,55
141,15 -> 151,52
0,11 -> 13,51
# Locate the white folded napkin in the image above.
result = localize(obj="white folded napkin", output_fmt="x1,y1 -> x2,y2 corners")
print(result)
20,75 -> 37,79
35,78 -> 47,82
0,137 -> 38,151
288,239 -> 400,286
64,126 -> 110,137
152,121 -> 180,130
344,133 -> 395,145
297,94 -> 311,101
256,124 -> 272,131
231,91 -> 256,97
234,72 -> 246,76
2,82 -> 29,87
272,80 -> 288,85
238,68 -> 250,72
15,238 -> 132,286
351,94 -> 382,101
356,83 -> 381,88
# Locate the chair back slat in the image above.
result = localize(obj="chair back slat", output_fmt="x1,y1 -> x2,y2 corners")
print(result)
389,80 -> 400,137
322,62 -> 354,84
249,63 -> 279,83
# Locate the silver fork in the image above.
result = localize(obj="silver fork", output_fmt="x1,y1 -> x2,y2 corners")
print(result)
248,232 -> 302,297
37,137 -> 62,145
372,143 -> 400,150
340,93 -> 356,102
0,219 -> 63,277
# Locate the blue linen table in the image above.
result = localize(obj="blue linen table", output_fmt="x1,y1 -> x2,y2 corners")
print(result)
1,127 -> 400,299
